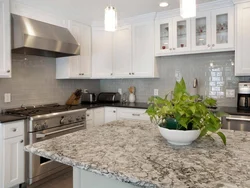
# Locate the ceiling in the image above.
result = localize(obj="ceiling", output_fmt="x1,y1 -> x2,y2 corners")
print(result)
13,0 -> 216,24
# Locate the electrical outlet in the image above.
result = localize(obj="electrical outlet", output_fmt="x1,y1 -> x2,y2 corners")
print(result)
4,93 -> 11,103
226,89 -> 235,98
154,89 -> 159,96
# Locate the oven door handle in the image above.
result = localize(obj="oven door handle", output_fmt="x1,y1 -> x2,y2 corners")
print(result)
36,125 -> 84,138
226,117 -> 250,122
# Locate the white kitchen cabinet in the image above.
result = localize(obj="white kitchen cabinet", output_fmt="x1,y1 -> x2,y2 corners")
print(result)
117,108 -> 150,121
105,107 -> 117,123
3,136 -> 24,188
155,16 -> 191,56
113,26 -> 132,77
0,0 -> 11,78
92,27 -> 113,78
191,11 -> 212,51
132,22 -> 157,77
235,2 -> 250,76
0,120 -> 25,188
211,7 -> 234,50
56,20 -> 92,79
93,108 -> 105,126
86,109 -> 94,128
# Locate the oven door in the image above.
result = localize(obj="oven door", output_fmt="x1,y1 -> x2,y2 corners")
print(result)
222,115 -> 250,131
28,124 -> 85,184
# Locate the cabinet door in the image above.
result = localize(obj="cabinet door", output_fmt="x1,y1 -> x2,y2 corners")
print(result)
235,2 -> 250,76
172,16 -> 191,53
113,26 -> 132,78
105,107 -> 117,123
92,28 -> 113,78
191,11 -> 212,51
155,18 -> 173,56
211,7 -> 234,50
0,0 -> 11,78
132,22 -> 155,77
93,108 -> 105,126
4,136 -> 24,187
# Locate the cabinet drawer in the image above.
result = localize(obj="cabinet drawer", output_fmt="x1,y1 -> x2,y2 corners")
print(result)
3,121 -> 24,139
117,108 -> 150,121
86,110 -> 93,121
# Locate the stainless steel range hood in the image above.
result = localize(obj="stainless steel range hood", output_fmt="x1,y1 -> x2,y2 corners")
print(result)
11,14 -> 80,58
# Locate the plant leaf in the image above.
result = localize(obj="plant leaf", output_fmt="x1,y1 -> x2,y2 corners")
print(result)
217,131 -> 226,145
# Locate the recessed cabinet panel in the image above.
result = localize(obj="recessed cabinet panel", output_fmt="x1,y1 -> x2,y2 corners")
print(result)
132,22 -> 155,77
92,28 -> 113,78
0,0 -> 11,78
113,26 -> 132,77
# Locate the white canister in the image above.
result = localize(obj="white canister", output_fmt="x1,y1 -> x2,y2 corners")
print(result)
129,93 -> 136,103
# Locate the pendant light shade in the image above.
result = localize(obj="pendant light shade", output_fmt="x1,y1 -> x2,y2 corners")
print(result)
180,0 -> 196,18
105,6 -> 117,32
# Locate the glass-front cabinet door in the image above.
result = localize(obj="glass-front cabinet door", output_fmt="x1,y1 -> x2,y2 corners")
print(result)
172,16 -> 191,53
211,7 -> 234,49
155,18 -> 173,56
191,12 -> 211,51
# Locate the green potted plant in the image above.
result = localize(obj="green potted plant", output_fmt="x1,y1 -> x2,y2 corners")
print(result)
146,78 -> 226,146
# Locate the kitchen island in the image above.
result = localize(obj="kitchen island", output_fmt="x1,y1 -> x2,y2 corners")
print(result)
24,120 -> 250,188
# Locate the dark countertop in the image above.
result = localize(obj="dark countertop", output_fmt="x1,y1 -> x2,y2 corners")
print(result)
218,106 -> 250,116
80,102 -> 149,110
0,114 -> 27,123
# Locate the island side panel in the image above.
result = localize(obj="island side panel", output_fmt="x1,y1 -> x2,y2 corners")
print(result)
73,167 -> 139,188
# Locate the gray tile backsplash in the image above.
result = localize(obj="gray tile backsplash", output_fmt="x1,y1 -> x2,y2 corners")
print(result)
0,54 -> 100,110
100,52 -> 249,107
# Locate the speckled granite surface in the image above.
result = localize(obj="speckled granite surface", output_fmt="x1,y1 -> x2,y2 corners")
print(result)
24,120 -> 250,188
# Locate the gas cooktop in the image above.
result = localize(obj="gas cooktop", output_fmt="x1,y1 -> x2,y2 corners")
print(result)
5,103 -> 83,117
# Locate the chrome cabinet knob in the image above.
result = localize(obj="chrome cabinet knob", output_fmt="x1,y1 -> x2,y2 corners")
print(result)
170,48 -> 172,50
12,128 -> 17,132
132,73 -> 134,75
129,73 -> 131,75
212,44 -> 215,47
113,111 -> 116,113
7,70 -> 10,73
207,44 -> 210,48
173,48 -> 176,50
20,140 -> 23,143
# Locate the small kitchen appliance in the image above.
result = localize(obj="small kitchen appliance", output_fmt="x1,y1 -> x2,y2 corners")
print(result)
237,82 -> 250,111
81,93 -> 97,103
97,92 -> 121,103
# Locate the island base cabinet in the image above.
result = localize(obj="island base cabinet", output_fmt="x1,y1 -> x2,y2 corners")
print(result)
4,136 -> 24,188
73,167 -> 139,188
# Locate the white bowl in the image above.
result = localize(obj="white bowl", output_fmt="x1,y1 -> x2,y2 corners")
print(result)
158,126 -> 201,146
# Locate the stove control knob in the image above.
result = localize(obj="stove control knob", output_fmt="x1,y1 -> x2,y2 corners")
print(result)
81,116 -> 85,120
60,116 -> 65,125
76,117 -> 80,121
42,121 -> 48,129
35,124 -> 41,131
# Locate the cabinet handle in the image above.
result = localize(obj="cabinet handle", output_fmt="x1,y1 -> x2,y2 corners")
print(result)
20,140 -> 24,143
129,73 -> 131,75
82,73 -> 84,75
132,73 -> 134,75
7,70 -> 10,73
12,128 -> 17,132
207,44 -> 210,48
212,44 -> 215,47
111,73 -> 113,76
113,111 -> 116,113
173,48 -> 176,50
87,114 -> 90,117
79,73 -> 81,75
170,48 -> 172,50
132,114 -> 140,116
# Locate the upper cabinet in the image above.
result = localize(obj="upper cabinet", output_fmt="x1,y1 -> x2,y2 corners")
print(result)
92,27 -> 113,79
235,2 -> 250,76
0,0 -> 11,78
92,17 -> 158,79
155,6 -> 235,56
56,21 -> 92,79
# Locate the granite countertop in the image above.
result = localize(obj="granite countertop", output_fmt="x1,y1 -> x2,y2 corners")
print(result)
80,102 -> 149,109
25,120 -> 250,188
0,114 -> 26,123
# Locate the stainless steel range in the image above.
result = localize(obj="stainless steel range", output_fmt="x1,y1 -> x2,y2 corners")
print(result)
6,104 -> 87,186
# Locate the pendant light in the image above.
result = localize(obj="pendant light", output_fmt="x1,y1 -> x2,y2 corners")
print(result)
104,6 -> 117,32
180,0 -> 196,18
